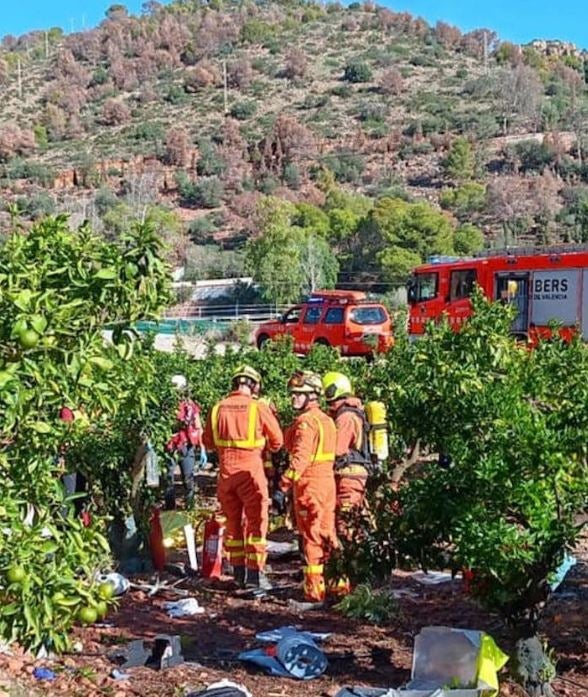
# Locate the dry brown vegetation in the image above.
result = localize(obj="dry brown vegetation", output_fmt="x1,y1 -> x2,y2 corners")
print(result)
0,0 -> 588,272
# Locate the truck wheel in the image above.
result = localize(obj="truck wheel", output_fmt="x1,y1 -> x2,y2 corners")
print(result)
256,334 -> 270,349
314,338 -> 330,347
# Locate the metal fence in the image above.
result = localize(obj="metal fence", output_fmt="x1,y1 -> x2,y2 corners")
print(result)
164,303 -> 290,322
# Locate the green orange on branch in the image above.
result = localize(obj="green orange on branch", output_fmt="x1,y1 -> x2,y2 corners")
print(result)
5,565 -> 26,585
0,214 -> 171,652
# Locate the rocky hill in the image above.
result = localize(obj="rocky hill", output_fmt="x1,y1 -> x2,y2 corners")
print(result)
0,1 -> 587,296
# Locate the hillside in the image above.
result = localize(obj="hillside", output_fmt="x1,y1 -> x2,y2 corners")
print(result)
1,0 -> 588,298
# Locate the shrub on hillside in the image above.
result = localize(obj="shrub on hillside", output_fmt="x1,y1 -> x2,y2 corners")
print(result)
188,215 -> 218,243
15,192 -> 56,219
343,59 -> 373,83
439,182 -> 487,220
164,85 -> 190,105
227,58 -> 253,89
509,140 -> 555,174
321,150 -> 365,184
358,102 -> 387,123
230,100 -> 257,120
379,67 -> 404,95
0,123 -> 36,162
241,19 -> 276,45
283,48 -> 308,80
183,62 -> 219,92
178,174 -> 224,208
133,121 -> 165,142
4,159 -> 55,187
164,127 -> 191,167
100,99 -> 131,126
196,138 -> 226,177
283,163 -> 301,189
454,223 -> 485,254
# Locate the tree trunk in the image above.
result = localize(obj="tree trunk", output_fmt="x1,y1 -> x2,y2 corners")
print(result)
512,634 -> 556,697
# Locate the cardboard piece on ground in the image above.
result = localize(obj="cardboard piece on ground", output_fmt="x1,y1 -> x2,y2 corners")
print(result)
335,626 -> 508,697
407,626 -> 508,697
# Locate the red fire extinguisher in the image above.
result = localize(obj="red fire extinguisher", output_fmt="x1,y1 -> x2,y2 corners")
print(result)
201,513 -> 225,579
149,507 -> 166,572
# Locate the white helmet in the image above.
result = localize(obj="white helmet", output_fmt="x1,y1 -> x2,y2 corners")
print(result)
171,374 -> 188,390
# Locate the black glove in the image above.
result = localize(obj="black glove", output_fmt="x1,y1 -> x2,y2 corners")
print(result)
272,489 -> 287,515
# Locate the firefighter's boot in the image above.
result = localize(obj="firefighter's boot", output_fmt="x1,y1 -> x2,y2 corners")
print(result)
232,565 -> 246,589
245,569 -> 273,592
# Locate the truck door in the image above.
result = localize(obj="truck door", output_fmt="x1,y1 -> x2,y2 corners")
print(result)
583,270 -> 588,341
495,273 -> 530,336
448,268 -> 477,330
298,304 -> 323,352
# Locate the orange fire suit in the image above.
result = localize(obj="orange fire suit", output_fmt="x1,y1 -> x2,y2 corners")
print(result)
203,391 -> 283,574
331,397 -> 369,539
281,404 -> 337,602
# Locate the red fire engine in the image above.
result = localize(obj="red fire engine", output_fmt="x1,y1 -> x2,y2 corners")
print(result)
407,246 -> 588,342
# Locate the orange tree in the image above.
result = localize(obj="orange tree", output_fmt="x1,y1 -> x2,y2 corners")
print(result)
337,292 -> 588,697
0,216 -> 169,651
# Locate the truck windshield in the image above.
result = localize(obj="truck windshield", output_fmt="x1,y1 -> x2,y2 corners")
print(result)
407,273 -> 438,303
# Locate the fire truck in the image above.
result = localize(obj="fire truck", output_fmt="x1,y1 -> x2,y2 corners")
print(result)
407,246 -> 588,342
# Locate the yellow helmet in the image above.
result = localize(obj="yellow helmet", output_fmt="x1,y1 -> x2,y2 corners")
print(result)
232,364 -> 262,386
322,371 -> 352,402
287,370 -> 323,395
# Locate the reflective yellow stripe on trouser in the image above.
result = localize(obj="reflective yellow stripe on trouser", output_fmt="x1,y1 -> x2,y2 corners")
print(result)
245,535 -> 267,571
211,402 -> 266,448
225,538 -> 245,564
303,564 -> 325,602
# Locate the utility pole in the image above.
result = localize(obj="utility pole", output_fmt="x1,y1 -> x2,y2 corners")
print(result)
223,59 -> 228,116
44,31 -> 49,59
17,57 -> 22,99
483,31 -> 488,75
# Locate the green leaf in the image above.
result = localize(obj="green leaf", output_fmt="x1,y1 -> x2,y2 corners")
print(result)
30,421 -> 52,434
94,268 -> 118,280
88,357 -> 114,371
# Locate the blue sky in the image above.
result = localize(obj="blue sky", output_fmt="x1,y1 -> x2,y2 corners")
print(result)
388,1 -> 588,49
1,1 -> 587,49
0,1 -> 152,37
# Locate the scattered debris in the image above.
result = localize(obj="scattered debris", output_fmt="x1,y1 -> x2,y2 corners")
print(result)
550,553 -> 577,592
255,626 -> 331,643
96,571 -> 130,596
186,679 -> 254,696
163,597 -> 205,618
32,667 -> 56,681
129,575 -> 189,597
407,626 -> 507,695
335,627 -> 508,697
239,626 -> 329,680
408,571 -> 460,586
110,668 -> 130,681
287,599 -> 325,612
390,589 -> 420,600
112,634 -> 184,671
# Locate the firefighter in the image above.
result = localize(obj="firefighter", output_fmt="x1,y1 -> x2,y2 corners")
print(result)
272,371 -> 337,603
322,371 -> 370,538
164,374 -> 207,510
203,365 -> 283,591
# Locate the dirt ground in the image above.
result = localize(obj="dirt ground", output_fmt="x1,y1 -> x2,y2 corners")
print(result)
0,532 -> 586,697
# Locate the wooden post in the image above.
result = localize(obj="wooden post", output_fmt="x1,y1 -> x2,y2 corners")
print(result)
223,59 -> 228,116
17,58 -> 22,99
